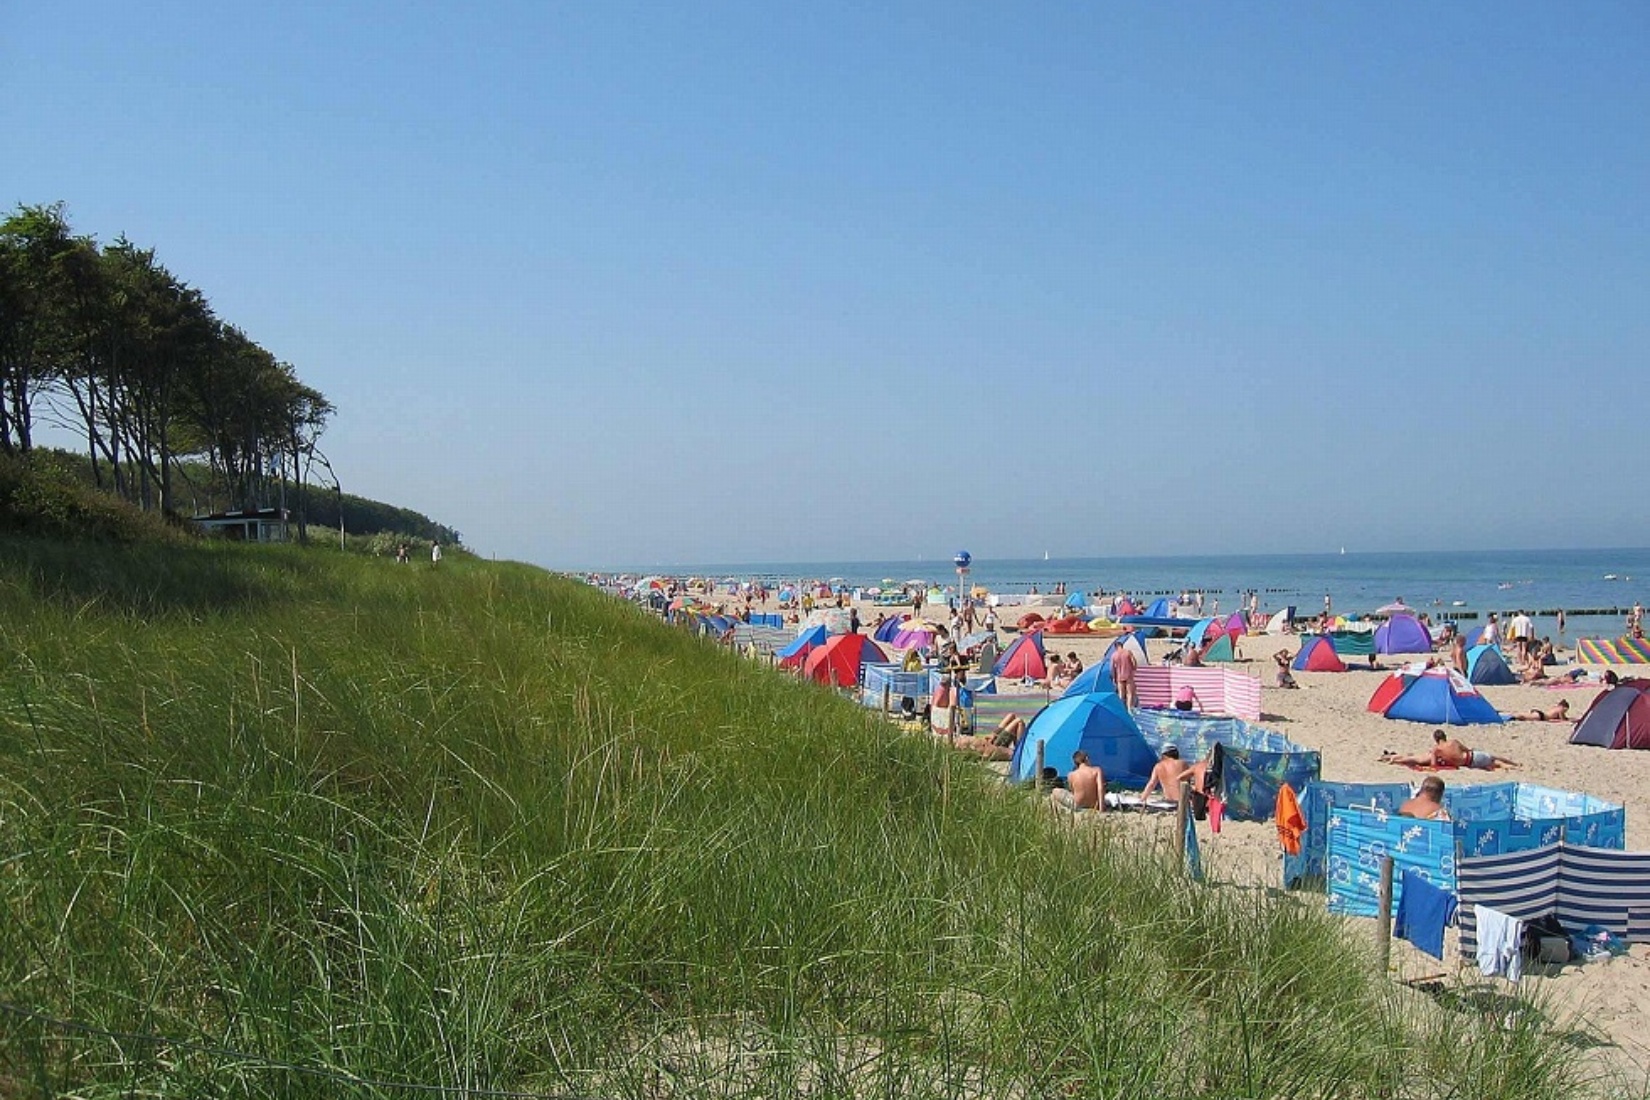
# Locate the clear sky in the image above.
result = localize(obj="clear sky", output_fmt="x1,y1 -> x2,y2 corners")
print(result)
9,2 -> 1649,568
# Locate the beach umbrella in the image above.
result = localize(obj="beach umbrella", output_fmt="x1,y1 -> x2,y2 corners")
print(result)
1375,601 -> 1413,615
891,622 -> 940,649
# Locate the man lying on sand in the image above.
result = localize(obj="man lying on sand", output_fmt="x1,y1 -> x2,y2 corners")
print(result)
1510,699 -> 1571,722
947,714 -> 1025,762
1380,729 -> 1518,771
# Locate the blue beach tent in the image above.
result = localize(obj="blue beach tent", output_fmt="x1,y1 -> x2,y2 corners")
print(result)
1062,632 -> 1149,698
1465,644 -> 1518,686
873,615 -> 907,644
1007,692 -> 1159,786
1376,669 -> 1505,726
775,624 -> 829,667
1375,613 -> 1433,655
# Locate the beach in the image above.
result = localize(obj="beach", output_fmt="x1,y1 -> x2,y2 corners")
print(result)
974,621 -> 1650,1086
662,579 -> 1650,1089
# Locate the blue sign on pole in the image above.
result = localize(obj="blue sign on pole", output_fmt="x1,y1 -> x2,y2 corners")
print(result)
953,551 -> 971,569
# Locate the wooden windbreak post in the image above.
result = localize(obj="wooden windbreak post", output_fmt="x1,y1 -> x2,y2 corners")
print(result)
1376,856 -> 1395,972
1174,779 -> 1192,858
1035,740 -> 1046,789
882,684 -> 891,717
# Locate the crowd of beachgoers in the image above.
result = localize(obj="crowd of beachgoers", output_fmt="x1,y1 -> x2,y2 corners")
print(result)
583,569 -> 1650,1082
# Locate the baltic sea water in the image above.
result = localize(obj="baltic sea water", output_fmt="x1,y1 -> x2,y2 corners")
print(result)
656,547 -> 1650,641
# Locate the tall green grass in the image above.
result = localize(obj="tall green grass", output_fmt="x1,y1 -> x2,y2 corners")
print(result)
0,535 -> 1617,1097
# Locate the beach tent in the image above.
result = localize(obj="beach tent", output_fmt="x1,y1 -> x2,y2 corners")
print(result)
1264,607 -> 1296,634
1143,597 -> 1172,618
1202,633 -> 1237,663
1061,632 -> 1149,698
1575,637 -> 1650,664
1065,590 -> 1088,609
1224,612 -> 1248,637
1186,618 -> 1220,649
994,632 -> 1048,681
872,615 -> 908,644
1007,692 -> 1158,785
1465,644 -> 1517,686
1368,668 -> 1504,726
1569,683 -> 1650,750
803,634 -> 886,687
1292,635 -> 1346,672
1375,614 -> 1433,655
776,624 -> 829,669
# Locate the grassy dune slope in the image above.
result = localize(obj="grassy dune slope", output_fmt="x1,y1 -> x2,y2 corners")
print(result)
0,538 -> 1585,1097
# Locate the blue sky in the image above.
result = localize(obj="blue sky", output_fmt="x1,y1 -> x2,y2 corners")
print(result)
9,2 -> 1649,568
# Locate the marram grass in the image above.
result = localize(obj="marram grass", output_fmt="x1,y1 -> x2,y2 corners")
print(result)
0,535 -> 1618,1098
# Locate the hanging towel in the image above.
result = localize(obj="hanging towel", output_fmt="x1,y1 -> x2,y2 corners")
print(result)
1275,782 -> 1305,855
1475,904 -> 1524,981
1394,870 -> 1456,960
1184,811 -> 1204,883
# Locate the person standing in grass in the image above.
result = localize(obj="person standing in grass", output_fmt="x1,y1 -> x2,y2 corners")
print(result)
431,541 -> 442,565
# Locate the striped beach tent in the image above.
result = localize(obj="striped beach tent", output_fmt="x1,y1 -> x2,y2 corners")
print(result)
1459,843 -> 1650,958
1575,636 -> 1650,664
1456,845 -> 1561,960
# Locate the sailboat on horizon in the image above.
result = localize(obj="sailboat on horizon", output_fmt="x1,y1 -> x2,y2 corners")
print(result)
1044,551 -> 1050,561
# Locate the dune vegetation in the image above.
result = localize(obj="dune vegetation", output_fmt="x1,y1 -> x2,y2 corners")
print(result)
0,533 -> 1598,1098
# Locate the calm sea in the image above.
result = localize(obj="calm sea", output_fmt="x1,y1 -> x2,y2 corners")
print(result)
647,548 -> 1650,639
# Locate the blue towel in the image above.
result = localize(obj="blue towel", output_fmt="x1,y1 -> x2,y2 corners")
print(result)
1394,870 -> 1456,960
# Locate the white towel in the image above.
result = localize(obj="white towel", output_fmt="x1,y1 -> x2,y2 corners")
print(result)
1475,904 -> 1524,982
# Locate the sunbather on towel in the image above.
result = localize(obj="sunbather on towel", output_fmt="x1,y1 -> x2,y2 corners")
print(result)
1510,700 -> 1570,722
1380,729 -> 1518,770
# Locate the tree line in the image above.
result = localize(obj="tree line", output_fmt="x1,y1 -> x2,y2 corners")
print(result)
0,202 -> 336,537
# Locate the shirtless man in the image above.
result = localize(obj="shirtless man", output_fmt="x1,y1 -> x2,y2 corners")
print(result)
1511,699 -> 1570,723
1398,776 -> 1449,820
1139,746 -> 1209,802
1112,641 -> 1139,709
1381,729 -> 1518,770
1050,750 -> 1104,813
950,713 -> 1024,761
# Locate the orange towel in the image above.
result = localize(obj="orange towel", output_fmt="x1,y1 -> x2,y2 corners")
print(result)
1275,782 -> 1306,856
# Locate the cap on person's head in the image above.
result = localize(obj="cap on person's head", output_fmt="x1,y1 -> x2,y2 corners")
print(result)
1175,686 -> 1193,704
1162,745 -> 1181,759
